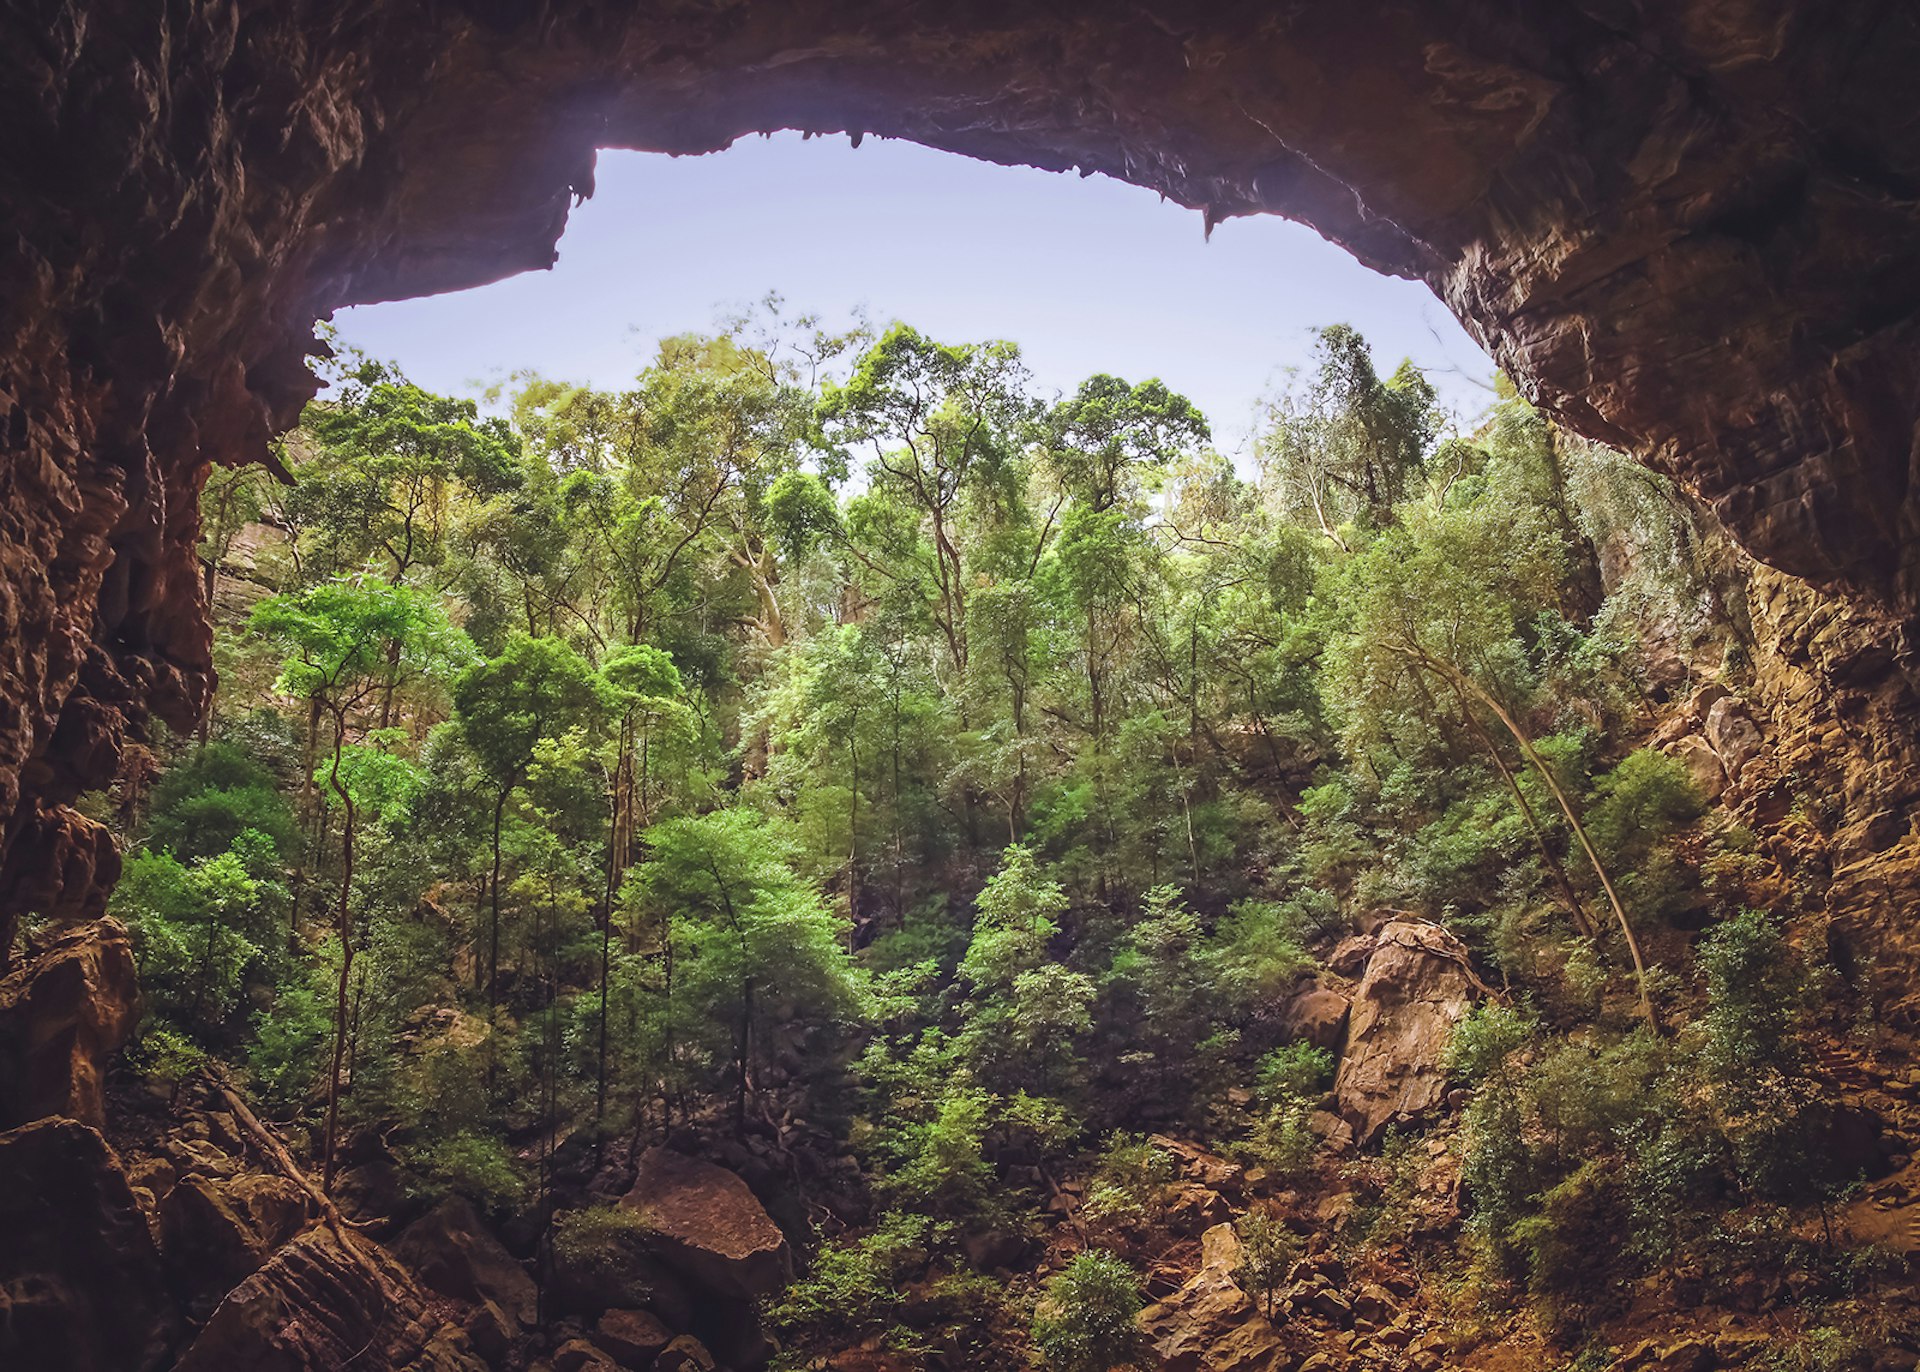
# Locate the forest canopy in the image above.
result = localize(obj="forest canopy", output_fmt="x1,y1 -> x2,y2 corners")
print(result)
89,307 -> 1881,1370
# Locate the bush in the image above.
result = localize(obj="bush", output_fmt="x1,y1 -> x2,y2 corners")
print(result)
768,1211 -> 929,1345
1081,1133 -> 1178,1232
1254,1043 -> 1333,1104
1031,1250 -> 1145,1372
1231,1098 -> 1318,1179
1445,1003 -> 1536,1084
401,1129 -> 523,1208
1586,748 -> 1703,874
1232,1212 -> 1301,1318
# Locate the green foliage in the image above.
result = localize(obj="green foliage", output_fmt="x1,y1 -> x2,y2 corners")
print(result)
145,741 -> 298,863
399,1129 -> 524,1209
1031,1250 -> 1146,1372
1445,1003 -> 1537,1084
1255,1044 -> 1334,1104
1232,1212 -> 1302,1319
767,1211 -> 930,1346
1081,1133 -> 1179,1232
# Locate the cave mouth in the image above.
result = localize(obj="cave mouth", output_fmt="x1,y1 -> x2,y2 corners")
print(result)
329,135 -> 1498,452
5,5 -> 1920,1370
0,0 -> 1915,984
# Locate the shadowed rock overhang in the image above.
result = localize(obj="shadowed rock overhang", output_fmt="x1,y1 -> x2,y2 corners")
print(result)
2,0 -> 1918,930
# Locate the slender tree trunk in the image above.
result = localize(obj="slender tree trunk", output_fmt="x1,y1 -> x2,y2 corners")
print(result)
1425,653 -> 1656,1029
1458,704 -> 1597,940
486,784 -> 508,1089
321,717 -> 357,1192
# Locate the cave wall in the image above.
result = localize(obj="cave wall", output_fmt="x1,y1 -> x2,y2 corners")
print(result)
3,0 -> 1919,941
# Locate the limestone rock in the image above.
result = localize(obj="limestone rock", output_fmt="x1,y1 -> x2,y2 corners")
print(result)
394,1195 -> 539,1328
0,917 -> 139,1127
1137,1222 -> 1289,1372
654,1335 -> 718,1372
621,1147 -> 791,1300
160,1171 -> 313,1308
0,1117 -> 177,1372
1705,696 -> 1766,784
175,1225 -> 487,1372
1333,921 -> 1478,1144
1280,982 -> 1351,1052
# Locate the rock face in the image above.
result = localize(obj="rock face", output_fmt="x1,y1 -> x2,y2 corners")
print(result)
0,1117 -> 177,1372
622,1146 -> 792,1300
0,917 -> 139,1126
1,0 -> 1919,941
174,1224 -> 486,1372
1333,922 -> 1479,1145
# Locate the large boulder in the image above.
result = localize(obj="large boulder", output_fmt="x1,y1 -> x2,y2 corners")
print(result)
1137,1222 -> 1289,1372
393,1196 -> 539,1328
621,1147 -> 792,1300
0,1117 -> 178,1372
160,1171 -> 313,1310
1332,921 -> 1479,1145
175,1224 -> 487,1372
0,917 -> 139,1127
1704,696 -> 1766,785
1279,981 -> 1352,1052
548,1210 -> 695,1326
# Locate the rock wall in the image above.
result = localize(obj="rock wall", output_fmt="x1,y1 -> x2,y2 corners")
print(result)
2,0 -> 1918,936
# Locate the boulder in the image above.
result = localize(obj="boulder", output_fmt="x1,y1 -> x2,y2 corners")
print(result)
548,1211 -> 695,1325
1332,921 -> 1478,1145
0,918 -> 140,1127
553,1337 -> 618,1370
621,1147 -> 792,1300
160,1171 -> 313,1309
1136,1222 -> 1289,1372
1279,983 -> 1351,1051
0,1118 -> 178,1372
1146,1135 -> 1244,1194
1667,735 -> 1728,803
174,1225 -> 488,1371
1705,696 -> 1766,784
394,1195 -> 539,1328
592,1308 -> 672,1366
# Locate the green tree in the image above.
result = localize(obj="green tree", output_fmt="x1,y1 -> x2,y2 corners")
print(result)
250,577 -> 469,1187
452,632 -> 605,1032
633,809 -> 863,1128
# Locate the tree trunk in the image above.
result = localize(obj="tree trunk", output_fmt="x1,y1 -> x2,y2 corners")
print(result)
320,717 -> 356,1192
1430,655 -> 1656,1029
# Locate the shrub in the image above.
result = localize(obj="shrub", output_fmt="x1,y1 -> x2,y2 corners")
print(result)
1231,1098 -> 1318,1179
768,1211 -> 930,1344
1081,1133 -> 1178,1232
1031,1250 -> 1146,1372
1254,1043 -> 1334,1104
1232,1212 -> 1301,1318
401,1129 -> 523,1208
1445,1003 -> 1536,1084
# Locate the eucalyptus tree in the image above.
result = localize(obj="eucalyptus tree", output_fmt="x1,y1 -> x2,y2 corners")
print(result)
817,325 -> 1035,682
1260,323 -> 1441,546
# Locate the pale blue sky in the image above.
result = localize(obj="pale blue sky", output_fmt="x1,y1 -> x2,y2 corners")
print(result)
333,134 -> 1496,456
